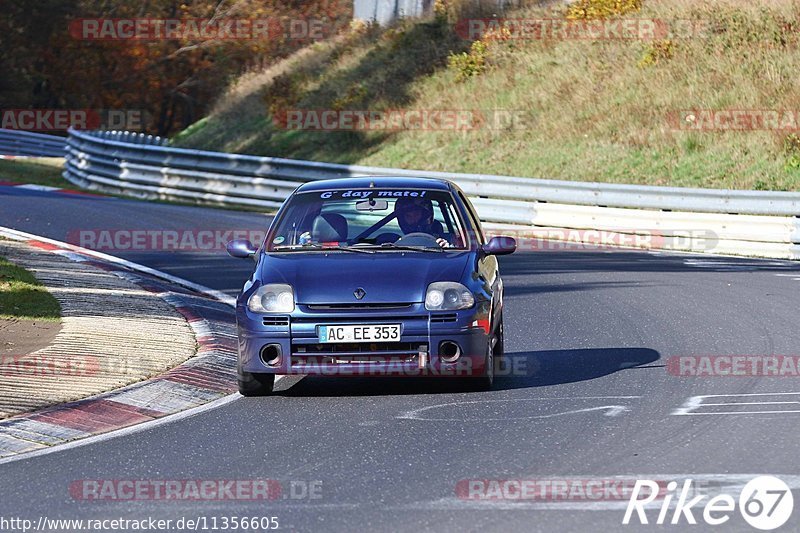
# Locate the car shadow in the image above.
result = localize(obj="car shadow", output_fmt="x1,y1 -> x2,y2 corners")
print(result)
495,347 -> 661,389
273,347 -> 660,397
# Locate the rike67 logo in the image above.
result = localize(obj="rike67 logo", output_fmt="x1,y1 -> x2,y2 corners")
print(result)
624,476 -> 793,530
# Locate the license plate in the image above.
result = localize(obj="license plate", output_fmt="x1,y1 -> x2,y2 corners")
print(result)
318,324 -> 401,343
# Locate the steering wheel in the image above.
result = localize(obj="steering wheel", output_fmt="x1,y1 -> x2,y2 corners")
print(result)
375,232 -> 400,244
395,232 -> 440,247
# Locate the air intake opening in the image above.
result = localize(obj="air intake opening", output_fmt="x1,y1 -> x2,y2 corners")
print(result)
262,316 -> 289,327
439,341 -> 461,363
260,344 -> 282,366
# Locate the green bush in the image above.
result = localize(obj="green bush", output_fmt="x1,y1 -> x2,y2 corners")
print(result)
566,0 -> 642,20
784,134 -> 800,171
448,40 -> 488,81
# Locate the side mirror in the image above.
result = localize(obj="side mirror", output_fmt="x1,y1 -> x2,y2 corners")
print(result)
481,236 -> 516,256
226,239 -> 258,259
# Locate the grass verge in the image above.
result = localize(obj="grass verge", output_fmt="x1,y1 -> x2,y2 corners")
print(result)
174,0 -> 800,191
0,158 -> 71,189
0,253 -> 61,321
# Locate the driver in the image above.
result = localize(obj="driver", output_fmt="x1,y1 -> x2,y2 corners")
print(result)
395,197 -> 452,248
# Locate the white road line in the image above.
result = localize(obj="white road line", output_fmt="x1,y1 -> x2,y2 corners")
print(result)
673,392 -> 800,416
398,397 -> 642,421
700,401 -> 800,406
678,411 -> 800,416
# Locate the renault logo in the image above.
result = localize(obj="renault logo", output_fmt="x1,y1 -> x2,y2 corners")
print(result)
354,288 -> 366,300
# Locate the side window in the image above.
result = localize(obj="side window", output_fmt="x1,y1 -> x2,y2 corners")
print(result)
442,202 -> 467,247
458,191 -> 485,244
432,203 -> 446,225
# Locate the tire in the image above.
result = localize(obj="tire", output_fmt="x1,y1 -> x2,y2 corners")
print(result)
494,312 -> 505,360
238,370 -> 275,396
466,342 -> 494,391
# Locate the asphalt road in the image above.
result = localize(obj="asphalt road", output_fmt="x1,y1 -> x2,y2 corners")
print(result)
1,185 -> 800,532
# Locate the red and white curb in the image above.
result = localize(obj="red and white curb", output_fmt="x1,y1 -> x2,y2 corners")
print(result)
0,226 -> 244,462
0,178 -> 105,197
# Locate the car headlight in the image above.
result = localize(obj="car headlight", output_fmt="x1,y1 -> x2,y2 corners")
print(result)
248,284 -> 295,313
425,282 -> 474,311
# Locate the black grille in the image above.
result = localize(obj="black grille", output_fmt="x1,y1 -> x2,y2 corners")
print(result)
430,313 -> 458,323
292,342 -> 426,355
262,316 -> 290,326
291,354 -> 420,365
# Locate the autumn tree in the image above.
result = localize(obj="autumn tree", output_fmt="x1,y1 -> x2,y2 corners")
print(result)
0,0 -> 352,134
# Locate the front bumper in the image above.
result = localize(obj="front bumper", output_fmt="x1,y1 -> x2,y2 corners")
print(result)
236,303 -> 490,377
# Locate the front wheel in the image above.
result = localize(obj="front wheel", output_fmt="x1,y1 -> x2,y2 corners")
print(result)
465,342 -> 494,391
494,312 -> 504,360
238,370 -> 275,396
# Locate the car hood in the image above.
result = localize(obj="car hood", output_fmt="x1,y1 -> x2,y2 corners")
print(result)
259,252 -> 471,305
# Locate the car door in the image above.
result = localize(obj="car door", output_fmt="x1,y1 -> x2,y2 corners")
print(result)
455,189 -> 502,326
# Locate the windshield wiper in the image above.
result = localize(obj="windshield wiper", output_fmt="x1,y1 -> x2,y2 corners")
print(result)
337,245 -> 375,254
375,243 -> 443,252
273,243 -> 374,254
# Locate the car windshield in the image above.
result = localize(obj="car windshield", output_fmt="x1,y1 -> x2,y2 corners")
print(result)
267,188 -> 470,252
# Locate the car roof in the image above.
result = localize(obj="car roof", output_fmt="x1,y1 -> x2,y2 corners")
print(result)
295,176 -> 453,193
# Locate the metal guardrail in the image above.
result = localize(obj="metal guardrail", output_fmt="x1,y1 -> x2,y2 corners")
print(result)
0,129 -> 66,157
81,130 -> 170,146
57,128 -> 800,260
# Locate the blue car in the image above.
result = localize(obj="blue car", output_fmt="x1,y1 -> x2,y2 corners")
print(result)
226,177 -> 516,395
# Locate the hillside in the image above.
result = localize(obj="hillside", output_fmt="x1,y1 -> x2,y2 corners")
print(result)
174,0 -> 800,191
